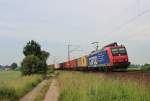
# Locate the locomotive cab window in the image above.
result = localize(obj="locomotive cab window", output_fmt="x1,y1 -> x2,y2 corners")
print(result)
111,48 -> 119,56
111,47 -> 127,56
119,48 -> 127,55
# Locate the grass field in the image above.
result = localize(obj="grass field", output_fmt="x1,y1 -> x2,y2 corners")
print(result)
0,71 -> 43,101
58,71 -> 150,101
0,71 -> 21,80
127,67 -> 142,71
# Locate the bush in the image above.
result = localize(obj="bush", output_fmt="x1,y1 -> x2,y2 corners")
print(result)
11,63 -> 18,70
0,85 -> 17,100
21,55 -> 40,75
141,64 -> 150,71
38,60 -> 47,74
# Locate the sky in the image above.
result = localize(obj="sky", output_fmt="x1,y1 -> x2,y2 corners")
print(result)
0,0 -> 150,65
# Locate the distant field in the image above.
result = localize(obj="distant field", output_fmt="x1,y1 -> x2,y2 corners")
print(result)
0,71 -> 21,80
0,71 -> 43,101
58,71 -> 150,101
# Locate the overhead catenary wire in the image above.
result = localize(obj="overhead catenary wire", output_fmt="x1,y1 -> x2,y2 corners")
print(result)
113,0 -> 150,33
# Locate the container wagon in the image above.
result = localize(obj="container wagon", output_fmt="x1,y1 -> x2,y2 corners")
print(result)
77,56 -> 88,70
54,64 -> 60,70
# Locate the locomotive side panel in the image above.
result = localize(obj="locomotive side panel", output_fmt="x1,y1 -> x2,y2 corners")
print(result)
88,53 -> 98,67
88,50 -> 110,68
97,50 -> 110,66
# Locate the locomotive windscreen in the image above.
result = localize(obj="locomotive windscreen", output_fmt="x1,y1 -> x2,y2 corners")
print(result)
111,47 -> 127,56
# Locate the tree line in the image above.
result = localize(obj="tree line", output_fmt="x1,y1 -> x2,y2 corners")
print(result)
0,63 -> 18,70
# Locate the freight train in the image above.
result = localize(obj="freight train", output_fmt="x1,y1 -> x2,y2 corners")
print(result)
51,42 -> 130,72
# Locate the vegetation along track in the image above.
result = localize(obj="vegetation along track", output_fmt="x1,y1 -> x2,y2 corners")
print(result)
88,71 -> 150,86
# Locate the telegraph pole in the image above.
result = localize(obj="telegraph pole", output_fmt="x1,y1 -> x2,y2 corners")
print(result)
67,44 -> 82,61
68,44 -> 71,61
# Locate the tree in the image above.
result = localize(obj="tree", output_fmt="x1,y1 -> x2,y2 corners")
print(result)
23,40 -> 41,57
38,51 -> 50,74
21,40 -> 50,75
21,55 -> 40,75
40,51 -> 50,61
11,63 -> 18,70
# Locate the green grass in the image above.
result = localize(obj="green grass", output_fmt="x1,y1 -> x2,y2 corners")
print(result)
0,71 -> 43,101
58,71 -> 150,101
127,67 -> 142,71
0,71 -> 21,80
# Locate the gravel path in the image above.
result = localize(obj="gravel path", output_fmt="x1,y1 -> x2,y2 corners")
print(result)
20,80 -> 48,101
44,78 -> 59,101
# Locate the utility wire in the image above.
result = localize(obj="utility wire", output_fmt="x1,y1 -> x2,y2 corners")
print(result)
113,0 -> 150,37
138,8 -> 150,16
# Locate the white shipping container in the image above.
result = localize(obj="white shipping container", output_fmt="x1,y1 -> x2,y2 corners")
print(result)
54,64 -> 60,69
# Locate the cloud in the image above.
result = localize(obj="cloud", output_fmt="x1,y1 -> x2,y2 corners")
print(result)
0,0 -> 150,64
